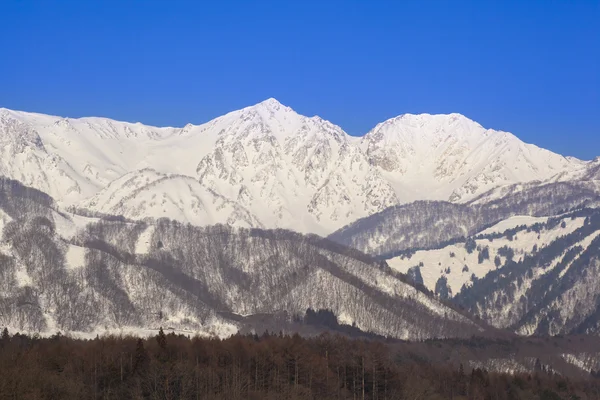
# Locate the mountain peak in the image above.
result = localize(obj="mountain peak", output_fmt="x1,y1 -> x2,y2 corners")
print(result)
259,97 -> 282,106
236,98 -> 294,120
254,97 -> 287,110
369,112 -> 485,137
392,112 -> 475,124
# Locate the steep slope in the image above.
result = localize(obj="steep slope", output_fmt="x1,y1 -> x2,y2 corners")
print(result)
550,157 -> 600,183
0,107 -> 199,201
0,178 -> 486,340
190,98 -> 398,234
0,110 -> 101,203
0,101 -> 399,235
0,100 -> 590,235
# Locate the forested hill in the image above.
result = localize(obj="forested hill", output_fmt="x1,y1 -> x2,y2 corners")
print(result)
329,180 -> 600,257
0,177 -> 487,340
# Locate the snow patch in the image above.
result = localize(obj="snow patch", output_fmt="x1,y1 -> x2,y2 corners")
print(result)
135,225 -> 155,254
65,244 -> 86,270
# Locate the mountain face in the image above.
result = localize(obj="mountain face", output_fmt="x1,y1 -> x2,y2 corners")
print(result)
360,113 -> 584,203
0,100 -> 588,235
0,178 -> 486,340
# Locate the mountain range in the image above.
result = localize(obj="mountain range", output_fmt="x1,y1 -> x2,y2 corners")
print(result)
1,99 -> 600,347
0,99 -> 590,236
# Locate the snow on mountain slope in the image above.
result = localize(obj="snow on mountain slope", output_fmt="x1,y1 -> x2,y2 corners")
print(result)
477,215 -> 550,235
0,107 -> 206,198
387,215 -> 585,296
361,113 -> 585,203
192,99 -> 398,234
0,100 -> 591,234
549,157 -> 600,183
455,209 -> 600,335
378,207 -> 600,337
0,111 -> 101,203
80,168 -> 262,228
0,209 -> 11,235
467,179 -> 600,207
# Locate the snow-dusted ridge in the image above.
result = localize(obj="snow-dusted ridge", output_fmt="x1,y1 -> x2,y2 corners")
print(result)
0,99 -> 592,235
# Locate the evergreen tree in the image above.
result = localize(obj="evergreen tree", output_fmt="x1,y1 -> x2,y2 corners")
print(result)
457,363 -> 467,396
465,238 -> 477,254
478,246 -> 490,264
435,276 -> 451,300
494,256 -> 501,268
407,265 -> 424,286
156,327 -> 167,350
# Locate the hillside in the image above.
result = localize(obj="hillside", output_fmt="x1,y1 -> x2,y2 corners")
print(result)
0,177 -> 485,340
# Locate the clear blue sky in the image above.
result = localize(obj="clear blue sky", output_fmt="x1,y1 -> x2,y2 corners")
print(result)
1,0 -> 598,159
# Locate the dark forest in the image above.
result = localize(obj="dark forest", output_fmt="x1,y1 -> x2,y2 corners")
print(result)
1,328 -> 600,400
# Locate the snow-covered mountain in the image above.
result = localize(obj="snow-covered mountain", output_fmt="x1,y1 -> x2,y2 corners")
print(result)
360,113 -> 586,203
0,100 -> 590,235
79,168 -> 263,228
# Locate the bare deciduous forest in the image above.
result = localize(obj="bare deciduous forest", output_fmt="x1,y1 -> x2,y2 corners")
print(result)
1,329 -> 600,399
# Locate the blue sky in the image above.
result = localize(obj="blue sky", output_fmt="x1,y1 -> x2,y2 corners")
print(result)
1,0 -> 598,159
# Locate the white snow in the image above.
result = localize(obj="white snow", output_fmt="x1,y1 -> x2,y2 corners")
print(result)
561,353 -> 600,373
14,262 -> 33,287
134,225 -> 155,254
0,209 -> 12,235
65,244 -> 86,270
469,358 -> 530,374
387,216 -> 586,295
2,320 -> 239,341
479,215 -> 549,235
52,210 -> 99,240
0,100 -> 590,236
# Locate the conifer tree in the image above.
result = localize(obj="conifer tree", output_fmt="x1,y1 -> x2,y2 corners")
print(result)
157,327 -> 167,350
